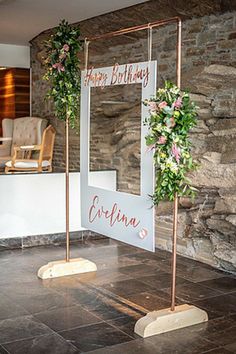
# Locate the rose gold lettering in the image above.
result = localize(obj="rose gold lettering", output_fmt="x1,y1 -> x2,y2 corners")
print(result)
111,63 -> 119,85
88,195 -> 140,229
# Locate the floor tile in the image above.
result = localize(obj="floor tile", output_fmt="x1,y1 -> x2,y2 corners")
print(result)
103,278 -> 156,297
125,291 -> 173,311
0,294 -> 29,321
201,348 -> 231,354
174,263 -> 226,283
205,320 -> 236,347
77,269 -> 132,285
193,293 -> 236,319
34,305 -> 102,332
15,292 -> 75,315
59,321 -> 133,352
166,281 -> 221,302
138,272 -> 187,290
198,277 -> 236,294
95,255 -> 142,270
0,346 -> 8,354
0,315 -> 53,344
107,314 -> 142,338
118,264 -> 158,276
40,274 -> 85,293
224,341 -> 236,353
2,333 -> 79,354
86,338 -> 158,353
84,293 -> 144,321
1,280 -> 54,300
58,284 -> 143,320
146,327 -> 220,354
29,245 -> 66,261
0,268 -> 37,285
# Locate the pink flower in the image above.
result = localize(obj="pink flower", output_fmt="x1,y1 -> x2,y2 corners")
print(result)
148,101 -> 158,112
172,143 -> 181,163
158,101 -> 168,109
173,98 -> 182,109
166,117 -> 175,128
157,136 -> 167,144
170,117 -> 175,127
63,44 -> 70,52
52,62 -> 65,72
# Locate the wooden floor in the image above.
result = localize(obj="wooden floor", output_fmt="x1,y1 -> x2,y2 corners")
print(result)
0,238 -> 235,353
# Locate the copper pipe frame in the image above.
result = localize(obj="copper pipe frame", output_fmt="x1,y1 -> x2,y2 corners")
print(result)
171,19 -> 182,311
84,17 -> 182,310
65,114 -> 70,262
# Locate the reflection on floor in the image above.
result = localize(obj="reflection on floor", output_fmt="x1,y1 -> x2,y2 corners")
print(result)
0,239 -> 235,353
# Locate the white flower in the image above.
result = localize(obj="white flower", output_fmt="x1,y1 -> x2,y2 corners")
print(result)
170,87 -> 180,95
157,88 -> 165,95
163,126 -> 172,133
153,123 -> 162,132
164,157 -> 179,173
170,163 -> 179,174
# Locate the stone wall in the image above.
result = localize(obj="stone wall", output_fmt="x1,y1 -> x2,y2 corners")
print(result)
31,3 -> 236,272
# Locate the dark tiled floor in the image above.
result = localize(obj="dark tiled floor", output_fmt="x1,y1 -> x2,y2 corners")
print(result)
0,239 -> 235,354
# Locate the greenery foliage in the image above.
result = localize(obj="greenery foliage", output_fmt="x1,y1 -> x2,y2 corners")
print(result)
144,81 -> 198,205
44,20 -> 81,129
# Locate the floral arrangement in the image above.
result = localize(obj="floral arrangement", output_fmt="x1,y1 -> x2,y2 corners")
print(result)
43,20 -> 81,129
144,81 -> 198,205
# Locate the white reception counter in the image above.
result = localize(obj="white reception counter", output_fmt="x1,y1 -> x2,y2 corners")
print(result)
0,171 -> 116,239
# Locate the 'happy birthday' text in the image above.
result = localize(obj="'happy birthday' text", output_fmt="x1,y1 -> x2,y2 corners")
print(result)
84,63 -> 150,88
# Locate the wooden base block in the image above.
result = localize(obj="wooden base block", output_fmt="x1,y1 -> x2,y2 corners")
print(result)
37,258 -> 97,279
134,304 -> 208,338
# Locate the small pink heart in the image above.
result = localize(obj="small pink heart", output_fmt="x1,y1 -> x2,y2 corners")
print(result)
139,228 -> 148,239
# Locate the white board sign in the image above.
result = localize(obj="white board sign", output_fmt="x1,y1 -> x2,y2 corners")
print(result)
80,61 -> 157,251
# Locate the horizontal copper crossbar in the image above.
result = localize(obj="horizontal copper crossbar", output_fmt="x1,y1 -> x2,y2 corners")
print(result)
85,16 -> 181,42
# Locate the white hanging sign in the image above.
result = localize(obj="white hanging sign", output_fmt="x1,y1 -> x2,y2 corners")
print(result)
80,61 -> 157,252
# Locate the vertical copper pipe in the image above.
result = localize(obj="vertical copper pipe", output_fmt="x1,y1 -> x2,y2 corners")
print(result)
65,114 -> 70,262
176,19 -> 182,88
84,39 -> 90,71
148,25 -> 153,61
171,193 -> 178,311
170,18 -> 182,311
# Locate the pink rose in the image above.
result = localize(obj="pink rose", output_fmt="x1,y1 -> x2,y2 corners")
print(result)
63,44 -> 70,52
157,136 -> 167,144
158,101 -> 168,109
166,117 -> 175,128
148,101 -> 158,112
173,98 -> 182,109
52,62 -> 65,72
172,143 -> 181,163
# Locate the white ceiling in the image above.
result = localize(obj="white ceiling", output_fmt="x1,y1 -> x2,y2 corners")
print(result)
0,0 -> 148,46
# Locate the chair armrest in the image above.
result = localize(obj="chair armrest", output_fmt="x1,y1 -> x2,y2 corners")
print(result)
14,145 -> 41,151
12,145 -> 41,164
0,137 -> 12,142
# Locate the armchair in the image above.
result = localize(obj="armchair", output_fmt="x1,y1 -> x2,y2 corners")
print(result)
0,117 -> 48,167
5,125 -> 56,173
